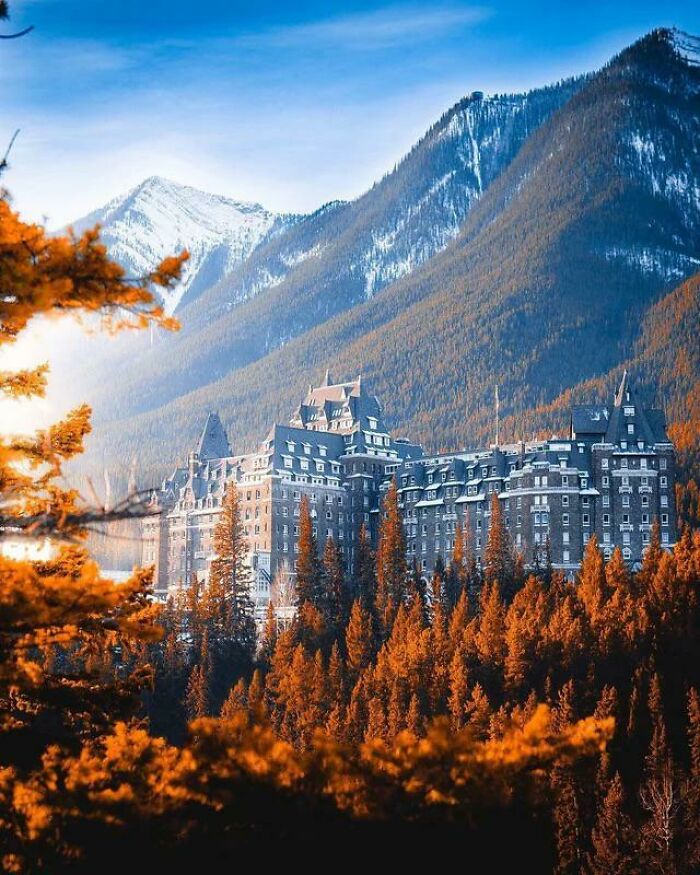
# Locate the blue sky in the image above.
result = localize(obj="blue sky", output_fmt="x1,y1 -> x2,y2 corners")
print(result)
3,0 -> 700,225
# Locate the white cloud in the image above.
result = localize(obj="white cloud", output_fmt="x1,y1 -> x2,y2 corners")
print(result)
236,4 -> 491,50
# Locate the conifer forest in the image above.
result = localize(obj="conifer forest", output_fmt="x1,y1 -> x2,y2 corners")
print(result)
2,1 -> 700,871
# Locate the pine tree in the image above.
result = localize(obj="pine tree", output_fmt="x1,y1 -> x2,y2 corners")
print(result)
220,677 -> 247,719
446,520 -> 469,609
323,536 -> 347,631
375,478 -> 407,636
345,600 -> 375,679
259,601 -> 278,667
209,482 -> 256,656
484,491 -> 514,594
327,641 -> 345,706
465,682 -> 492,739
354,523 -> 377,609
448,588 -> 470,654
551,765 -> 582,875
406,693 -> 423,736
247,669 -> 265,716
587,773 -> 637,875
685,689 -> 700,866
185,629 -> 211,720
295,495 -> 323,609
577,534 -> 607,624
448,646 -> 469,730
476,581 -> 507,673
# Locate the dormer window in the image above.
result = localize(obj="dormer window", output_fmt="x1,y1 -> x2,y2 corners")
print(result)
303,443 -> 311,455
319,446 -> 327,457
368,417 -> 378,430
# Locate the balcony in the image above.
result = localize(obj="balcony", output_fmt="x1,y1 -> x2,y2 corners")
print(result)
619,524 -> 634,532
638,486 -> 652,494
618,486 -> 632,494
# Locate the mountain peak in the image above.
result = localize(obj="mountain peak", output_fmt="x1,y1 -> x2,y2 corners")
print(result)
70,177 -> 290,314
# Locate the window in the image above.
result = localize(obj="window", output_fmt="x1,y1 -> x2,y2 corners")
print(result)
623,532 -> 630,545
583,514 -> 590,526
562,495 -> 569,507
562,513 -> 569,525
300,459 -> 309,471
640,459 -> 647,469
662,532 -> 669,544
602,476 -> 609,487
284,457 -> 293,469
601,458 -> 609,469
627,423 -> 634,435
563,550 -> 570,563
642,496 -> 649,507
603,533 -> 611,544
562,475 -> 569,486
622,495 -> 630,507
563,532 -> 570,545
661,514 -> 668,526
603,514 -> 610,525
624,406 -> 635,417
661,496 -> 668,507
660,458 -> 667,470
660,476 -> 668,488
621,458 -> 628,468
623,548 -> 632,560
603,495 -> 610,507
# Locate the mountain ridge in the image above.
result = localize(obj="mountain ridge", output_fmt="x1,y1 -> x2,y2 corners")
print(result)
62,28 -> 700,497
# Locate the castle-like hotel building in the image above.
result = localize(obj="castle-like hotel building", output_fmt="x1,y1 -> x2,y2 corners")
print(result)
142,372 -> 677,616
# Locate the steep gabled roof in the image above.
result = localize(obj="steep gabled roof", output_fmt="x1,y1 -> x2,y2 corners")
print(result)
196,412 -> 231,460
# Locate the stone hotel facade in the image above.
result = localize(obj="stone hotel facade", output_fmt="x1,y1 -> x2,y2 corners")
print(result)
142,371 -> 676,616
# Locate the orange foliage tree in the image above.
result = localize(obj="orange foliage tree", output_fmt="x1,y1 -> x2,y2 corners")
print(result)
0,186 -> 186,765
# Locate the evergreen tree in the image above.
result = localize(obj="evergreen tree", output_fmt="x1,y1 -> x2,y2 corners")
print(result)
375,478 -> 407,636
354,523 -> 377,610
551,764 -> 582,875
185,629 -> 211,720
323,536 -> 347,631
295,496 -> 323,609
209,482 -> 257,656
484,491 -> 514,595
345,600 -> 375,679
220,677 -> 247,719
259,601 -> 278,667
476,581 -> 507,674
588,773 -> 637,875
448,646 -> 469,730
577,535 -> 607,625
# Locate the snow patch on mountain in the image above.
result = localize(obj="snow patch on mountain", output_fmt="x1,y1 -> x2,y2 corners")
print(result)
603,245 -> 700,280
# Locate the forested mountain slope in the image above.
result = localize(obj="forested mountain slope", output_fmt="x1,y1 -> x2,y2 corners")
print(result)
75,29 -> 700,493
79,78 -> 585,421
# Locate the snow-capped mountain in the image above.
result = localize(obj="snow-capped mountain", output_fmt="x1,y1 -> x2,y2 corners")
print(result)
70,176 -> 290,314
66,28 -> 700,495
